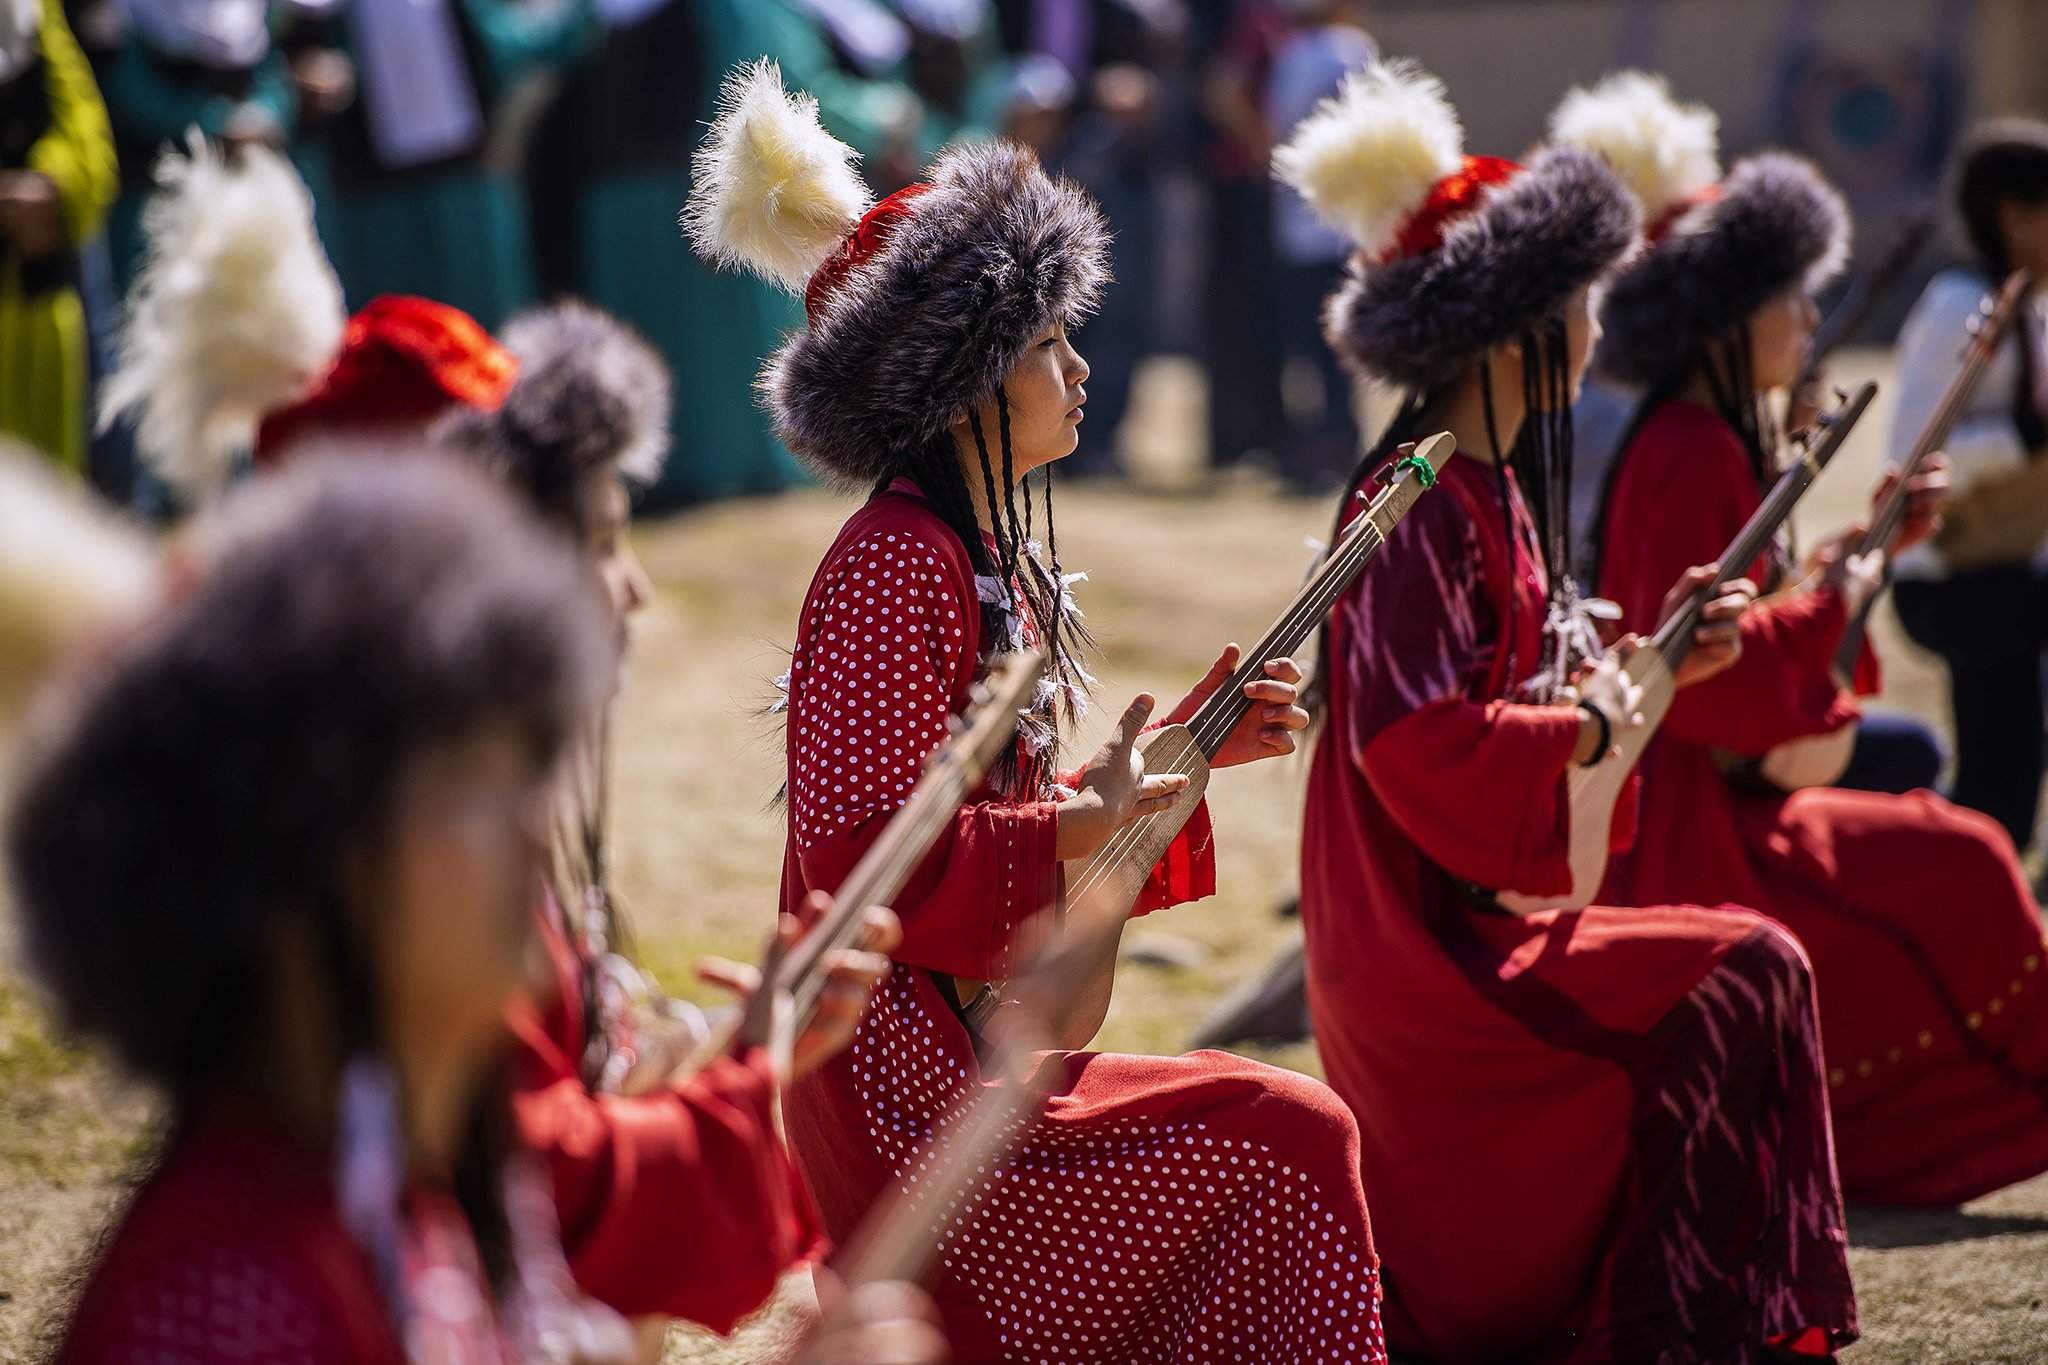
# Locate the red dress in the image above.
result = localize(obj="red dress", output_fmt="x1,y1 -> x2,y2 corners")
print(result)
509,898 -> 826,1330
59,1109 -> 494,1364
1599,399 -> 2048,1205
1301,454 -> 1855,1362
780,484 -> 1384,1363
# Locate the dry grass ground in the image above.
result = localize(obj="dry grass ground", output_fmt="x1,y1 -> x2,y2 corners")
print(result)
5,351 -> 2048,1362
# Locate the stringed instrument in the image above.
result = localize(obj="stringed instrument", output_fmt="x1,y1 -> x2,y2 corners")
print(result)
950,433 -> 1455,1043
1062,433 -> 1455,912
1928,274 -> 2048,570
828,866 -> 1160,1295
1749,275 -> 2029,793
693,650 -> 1044,1069
1832,270 -> 2031,683
1496,383 -> 1876,915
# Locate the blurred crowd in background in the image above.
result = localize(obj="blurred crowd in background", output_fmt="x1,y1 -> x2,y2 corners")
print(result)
0,0 -> 1394,510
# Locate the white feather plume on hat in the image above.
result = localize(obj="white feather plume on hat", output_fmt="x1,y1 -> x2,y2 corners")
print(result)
1549,71 -> 1720,226
98,133 -> 345,498
1271,59 -> 1464,260
0,445 -> 155,722
682,58 -> 874,293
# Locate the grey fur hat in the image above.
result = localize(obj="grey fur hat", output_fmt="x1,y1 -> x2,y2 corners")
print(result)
1595,152 -> 1850,387
436,301 -> 671,533
1273,61 -> 1638,393
684,61 -> 1107,490
1323,147 -> 1638,390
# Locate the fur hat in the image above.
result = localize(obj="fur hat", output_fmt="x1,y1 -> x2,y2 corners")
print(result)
1273,60 -> 1638,392
435,302 -> 672,533
99,134 -> 347,493
1554,73 -> 1850,387
684,59 -> 1109,489
253,296 -> 519,467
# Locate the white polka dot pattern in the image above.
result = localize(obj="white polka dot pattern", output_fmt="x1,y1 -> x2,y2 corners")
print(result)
789,534 -> 965,854
786,500 -> 1382,1359
93,1245 -> 335,1362
848,966 -> 1386,1362
786,521 -> 1057,980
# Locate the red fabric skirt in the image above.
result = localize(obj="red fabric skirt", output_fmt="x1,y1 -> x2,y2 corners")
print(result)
789,965 -> 1385,1363
1303,891 -> 1857,1363
1605,741 -> 2048,1204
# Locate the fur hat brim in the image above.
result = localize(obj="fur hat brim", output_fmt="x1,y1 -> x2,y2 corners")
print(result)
1325,146 -> 1639,392
445,302 -> 672,477
762,141 -> 1109,490
1596,151 -> 1849,387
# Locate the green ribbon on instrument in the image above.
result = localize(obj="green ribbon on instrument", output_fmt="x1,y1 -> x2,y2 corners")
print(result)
1393,453 -> 1436,489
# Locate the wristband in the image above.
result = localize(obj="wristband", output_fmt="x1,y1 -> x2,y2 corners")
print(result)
1576,699 -> 1612,767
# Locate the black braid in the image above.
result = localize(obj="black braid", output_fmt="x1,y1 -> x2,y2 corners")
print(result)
1700,329 -> 1770,489
1496,321 -> 1583,697
1479,353 -> 1517,559
1041,468 -> 1058,581
996,390 -> 1028,560
993,406 -> 1092,731
967,410 -> 1015,582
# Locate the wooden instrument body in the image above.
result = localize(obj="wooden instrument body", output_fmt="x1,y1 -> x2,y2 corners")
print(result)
1054,724 -> 1210,1046
1752,723 -> 1857,792
1062,724 -> 1212,908
1495,646 -> 1675,915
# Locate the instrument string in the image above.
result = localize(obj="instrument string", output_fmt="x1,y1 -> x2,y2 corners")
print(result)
1863,303 -> 2009,552
1069,519 -> 1391,905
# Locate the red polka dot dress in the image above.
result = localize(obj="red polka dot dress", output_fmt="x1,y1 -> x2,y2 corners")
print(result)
56,1109 -> 502,1365
780,485 -> 1385,1362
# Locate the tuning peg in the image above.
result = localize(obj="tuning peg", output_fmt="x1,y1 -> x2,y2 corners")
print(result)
1374,444 -> 1415,487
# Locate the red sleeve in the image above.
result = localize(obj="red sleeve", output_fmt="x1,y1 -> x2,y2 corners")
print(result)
507,909 -> 823,1330
1363,697 -> 1584,895
1131,798 -> 1216,914
1338,480 -> 1631,896
1056,746 -> 1220,919
510,1006 -> 825,1331
1659,586 -> 1861,753
790,528 -> 1058,981
1601,408 -> 1861,755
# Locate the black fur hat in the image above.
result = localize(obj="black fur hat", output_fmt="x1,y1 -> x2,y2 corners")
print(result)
436,301 -> 671,536
1324,147 -> 1638,391
1594,152 -> 1850,387
1275,61 -> 1638,393
684,60 -> 1107,490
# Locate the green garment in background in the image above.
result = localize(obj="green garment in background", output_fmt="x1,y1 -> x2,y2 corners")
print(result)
600,0 -> 915,502
326,0 -> 593,329
97,42 -> 294,297
0,0 -> 117,472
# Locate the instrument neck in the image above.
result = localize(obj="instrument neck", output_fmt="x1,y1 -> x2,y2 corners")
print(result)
1861,283 -> 2024,555
1185,516 -> 1386,758
1652,454 -> 1821,666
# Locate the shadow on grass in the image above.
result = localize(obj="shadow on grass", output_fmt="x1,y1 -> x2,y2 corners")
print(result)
1847,1202 -> 2048,1249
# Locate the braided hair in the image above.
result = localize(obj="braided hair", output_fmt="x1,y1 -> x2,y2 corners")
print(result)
1311,320 -> 1582,711
901,388 -> 1091,793
1590,323 -> 1777,587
